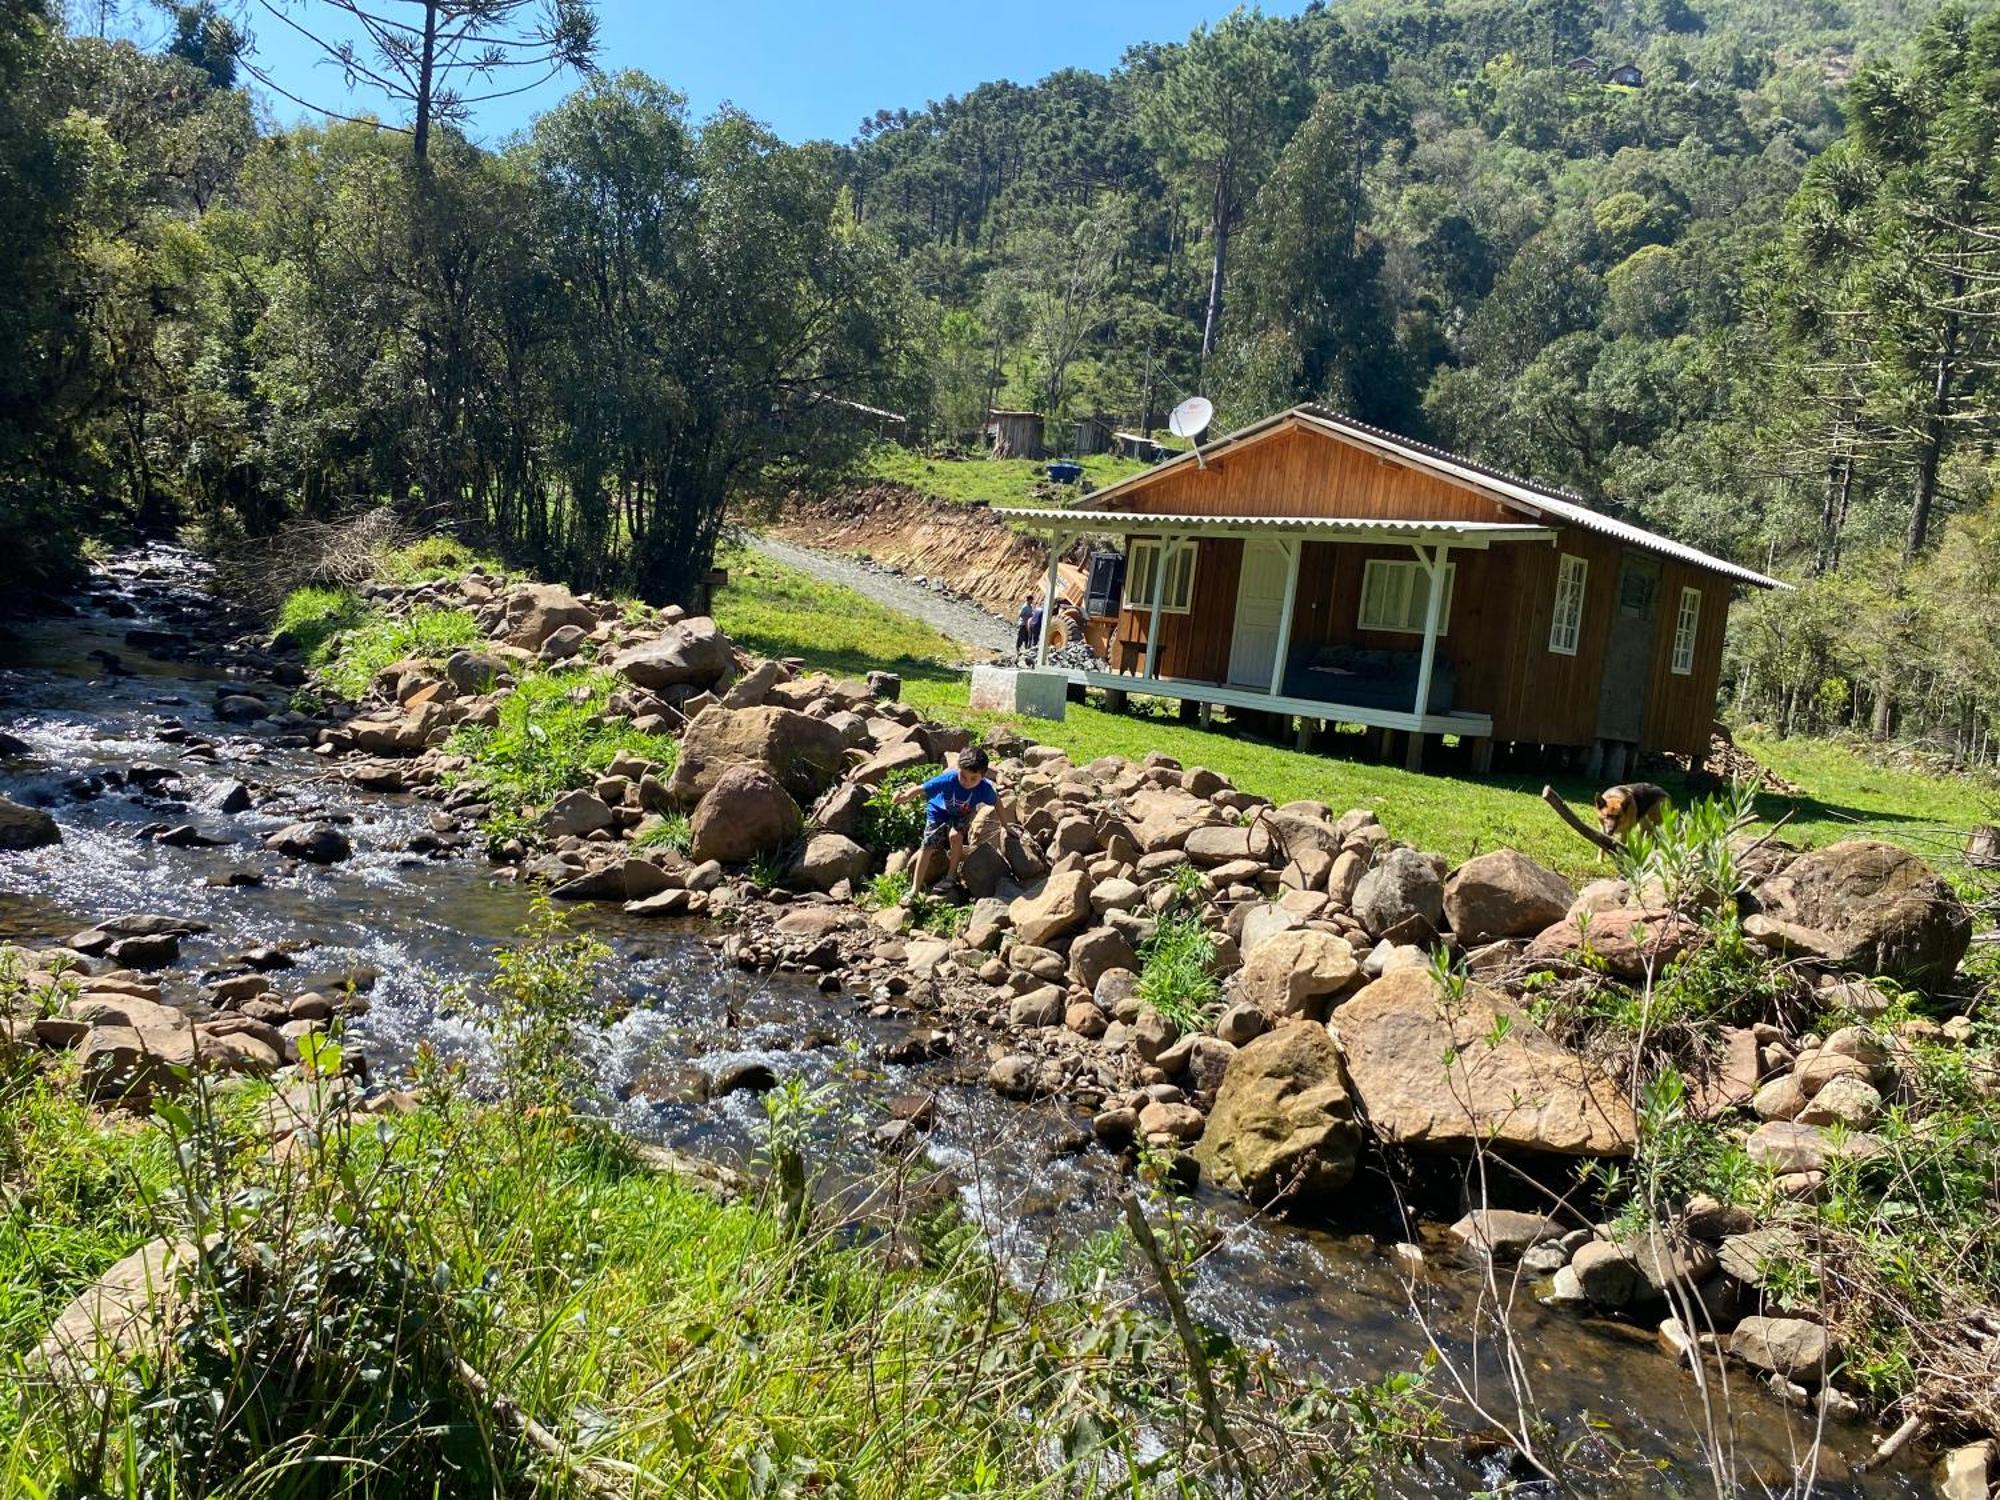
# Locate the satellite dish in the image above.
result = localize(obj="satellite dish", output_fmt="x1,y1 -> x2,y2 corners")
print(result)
1168,396 -> 1214,441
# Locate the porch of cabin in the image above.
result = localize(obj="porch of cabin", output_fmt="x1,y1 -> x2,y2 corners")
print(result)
1011,508 -> 1556,772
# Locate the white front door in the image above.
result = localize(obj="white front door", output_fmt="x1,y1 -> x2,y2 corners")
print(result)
1227,538 -> 1289,688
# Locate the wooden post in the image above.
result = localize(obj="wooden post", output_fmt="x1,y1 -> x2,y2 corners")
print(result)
1403,543 -> 1449,777
1144,535 -> 1174,681
1035,528 -> 1065,668
1267,536 -> 1302,697
1409,542 -> 1447,724
1470,736 -> 1495,775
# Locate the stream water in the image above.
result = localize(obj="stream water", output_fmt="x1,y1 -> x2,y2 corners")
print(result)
0,550 -> 1921,1497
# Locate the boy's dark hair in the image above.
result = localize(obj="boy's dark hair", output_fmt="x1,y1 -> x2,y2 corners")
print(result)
958,746 -> 990,773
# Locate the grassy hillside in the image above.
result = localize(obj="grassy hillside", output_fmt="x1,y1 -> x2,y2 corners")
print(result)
862,447 -> 1156,508
713,548 -> 1998,885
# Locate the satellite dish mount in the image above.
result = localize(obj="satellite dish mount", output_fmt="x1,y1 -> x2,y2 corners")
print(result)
1169,396 -> 1215,468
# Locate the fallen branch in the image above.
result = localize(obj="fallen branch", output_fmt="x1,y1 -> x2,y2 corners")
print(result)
1539,785 -> 1623,857
452,1354 -> 621,1500
1856,1412 -> 1924,1473
1119,1194 -> 1258,1494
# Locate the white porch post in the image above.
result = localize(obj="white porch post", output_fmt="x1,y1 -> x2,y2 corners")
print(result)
1266,536 -> 1302,697
1144,535 -> 1175,680
1409,543 -> 1448,723
1035,528 -> 1066,667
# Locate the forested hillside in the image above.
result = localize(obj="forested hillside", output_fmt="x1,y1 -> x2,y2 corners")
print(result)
5,0 -> 2000,751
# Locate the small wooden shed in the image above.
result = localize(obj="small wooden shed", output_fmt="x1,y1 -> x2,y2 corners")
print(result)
1014,405 -> 1784,775
987,409 -> 1044,459
1072,415 -> 1114,455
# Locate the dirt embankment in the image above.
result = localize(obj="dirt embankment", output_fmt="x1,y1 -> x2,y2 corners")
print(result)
760,486 -> 1075,617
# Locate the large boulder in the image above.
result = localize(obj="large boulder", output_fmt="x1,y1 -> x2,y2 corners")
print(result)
504,583 -> 596,650
1068,927 -> 1137,991
1443,850 -> 1575,943
1009,871 -> 1093,948
612,618 -> 737,694
1746,840 -> 1971,989
1525,906 -> 1703,981
688,765 -> 802,864
1193,1023 -> 1361,1210
0,796 -> 59,851
1237,929 -> 1358,1020
542,790 -> 613,838
669,705 -> 847,806
1351,847 -> 1444,939
789,832 -> 871,892
1731,1316 -> 1839,1383
1333,968 -> 1636,1156
264,822 -> 351,864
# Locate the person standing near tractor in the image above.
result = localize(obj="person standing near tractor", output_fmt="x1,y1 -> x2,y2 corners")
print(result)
1015,593 -> 1037,654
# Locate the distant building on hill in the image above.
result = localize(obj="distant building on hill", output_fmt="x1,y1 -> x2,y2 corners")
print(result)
986,409 -> 1044,459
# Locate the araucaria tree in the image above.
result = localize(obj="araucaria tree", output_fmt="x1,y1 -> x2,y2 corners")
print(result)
255,0 -> 597,158
1774,4 -> 2000,562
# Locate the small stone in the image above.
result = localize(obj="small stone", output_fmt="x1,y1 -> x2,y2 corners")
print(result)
710,1059 -> 778,1097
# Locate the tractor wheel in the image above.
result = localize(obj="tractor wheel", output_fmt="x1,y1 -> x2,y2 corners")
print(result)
1047,604 -> 1089,651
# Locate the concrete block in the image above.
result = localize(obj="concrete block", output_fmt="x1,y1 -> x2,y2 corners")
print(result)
968,666 -> 1068,721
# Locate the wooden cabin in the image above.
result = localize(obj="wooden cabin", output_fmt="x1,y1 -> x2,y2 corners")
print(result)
1015,406 -> 1783,776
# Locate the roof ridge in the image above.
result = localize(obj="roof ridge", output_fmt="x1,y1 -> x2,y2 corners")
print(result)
1290,404 -> 1785,591
1295,403 -> 1598,510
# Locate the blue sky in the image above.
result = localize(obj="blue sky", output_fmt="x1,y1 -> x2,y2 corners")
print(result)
157,0 -> 1307,146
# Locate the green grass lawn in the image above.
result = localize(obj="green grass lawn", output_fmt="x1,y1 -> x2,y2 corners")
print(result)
862,445 -> 1156,508
715,545 -> 1998,883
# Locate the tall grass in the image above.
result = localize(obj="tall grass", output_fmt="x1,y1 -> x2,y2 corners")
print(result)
0,907 -> 1449,1497
1136,911 -> 1220,1030
279,586 -> 485,701
272,585 -> 367,660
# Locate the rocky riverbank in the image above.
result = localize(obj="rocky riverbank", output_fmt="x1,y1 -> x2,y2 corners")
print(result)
5,550 -> 1994,1492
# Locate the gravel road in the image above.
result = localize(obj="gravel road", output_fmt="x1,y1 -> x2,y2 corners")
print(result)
744,533 -> 1020,658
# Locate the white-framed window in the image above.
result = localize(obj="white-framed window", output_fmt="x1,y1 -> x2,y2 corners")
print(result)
1549,553 -> 1588,656
1671,585 -> 1701,675
1357,558 -> 1455,635
1127,539 -> 1196,614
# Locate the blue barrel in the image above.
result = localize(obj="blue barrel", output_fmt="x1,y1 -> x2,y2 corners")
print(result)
1047,461 -> 1083,483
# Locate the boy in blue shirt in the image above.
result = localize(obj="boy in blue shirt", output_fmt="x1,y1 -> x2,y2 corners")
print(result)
894,747 -> 1010,896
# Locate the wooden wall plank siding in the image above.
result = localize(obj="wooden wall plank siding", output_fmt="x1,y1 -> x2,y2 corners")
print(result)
1115,426 -> 1515,523
1097,417 -> 1744,756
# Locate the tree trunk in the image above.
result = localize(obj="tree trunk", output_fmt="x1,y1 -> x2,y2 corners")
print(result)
1200,160 -> 1233,361
1906,320 -> 1957,561
413,0 -> 439,161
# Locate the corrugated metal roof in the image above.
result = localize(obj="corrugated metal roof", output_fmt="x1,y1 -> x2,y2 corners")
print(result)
1009,508 -> 1556,547
1064,405 -> 1788,590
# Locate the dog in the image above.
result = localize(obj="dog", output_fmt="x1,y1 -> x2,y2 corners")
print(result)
1595,782 -> 1670,839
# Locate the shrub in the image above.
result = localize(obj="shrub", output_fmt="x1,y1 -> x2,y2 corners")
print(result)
858,763 -> 940,853
447,671 -> 678,813
1136,911 -> 1220,1030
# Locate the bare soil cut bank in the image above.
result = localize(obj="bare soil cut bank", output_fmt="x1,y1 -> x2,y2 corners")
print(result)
757,484 -> 1061,619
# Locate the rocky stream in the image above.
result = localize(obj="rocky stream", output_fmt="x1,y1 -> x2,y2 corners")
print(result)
0,548 -> 1940,1496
